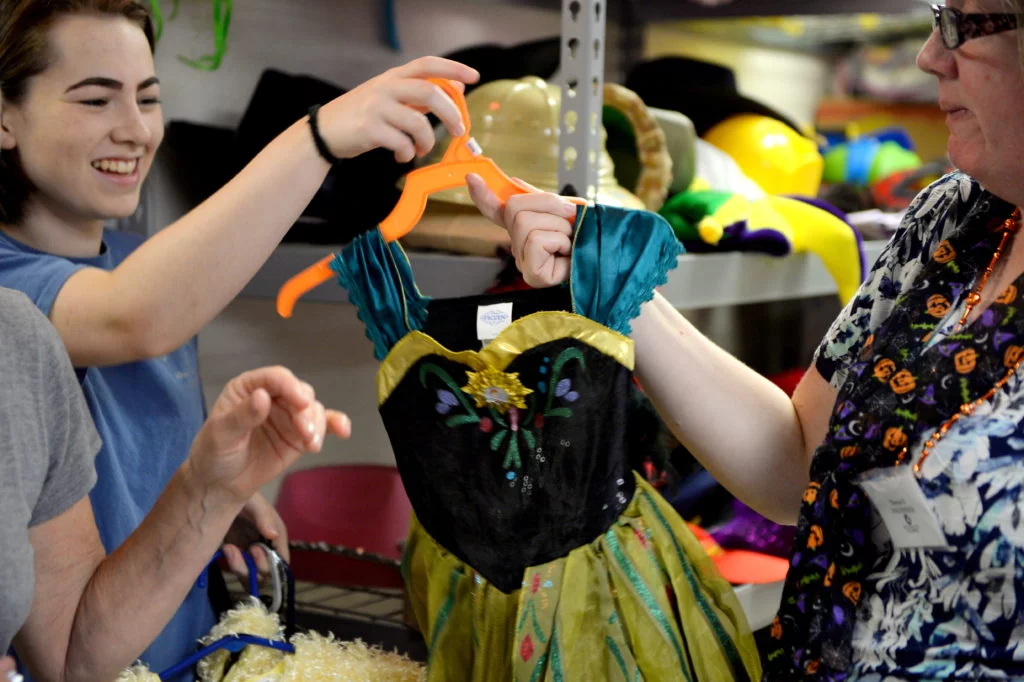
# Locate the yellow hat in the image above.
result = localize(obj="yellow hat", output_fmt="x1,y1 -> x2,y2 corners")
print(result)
703,114 -> 824,197
416,77 -> 671,210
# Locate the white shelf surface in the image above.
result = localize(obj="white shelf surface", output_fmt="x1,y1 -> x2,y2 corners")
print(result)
242,239 -> 887,310
734,580 -> 785,631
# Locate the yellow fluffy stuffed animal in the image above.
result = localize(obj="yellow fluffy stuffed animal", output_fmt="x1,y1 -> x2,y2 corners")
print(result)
276,633 -> 425,682
116,666 -> 161,682
197,598 -> 286,682
118,600 -> 425,682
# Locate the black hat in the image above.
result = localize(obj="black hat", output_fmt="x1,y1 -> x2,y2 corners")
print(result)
228,42 -> 562,244
233,69 -> 409,244
443,37 -> 561,94
625,56 -> 803,137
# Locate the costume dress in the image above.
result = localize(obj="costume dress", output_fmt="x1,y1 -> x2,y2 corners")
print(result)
332,204 -> 761,681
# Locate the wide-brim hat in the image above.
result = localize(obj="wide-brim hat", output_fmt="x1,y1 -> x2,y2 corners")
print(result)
606,106 -> 696,197
412,77 -> 672,210
626,56 -> 803,138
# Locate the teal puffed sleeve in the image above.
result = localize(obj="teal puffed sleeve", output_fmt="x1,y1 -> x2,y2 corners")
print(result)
570,204 -> 684,335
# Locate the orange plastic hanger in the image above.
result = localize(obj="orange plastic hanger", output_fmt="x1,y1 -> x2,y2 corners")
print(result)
276,77 -> 585,319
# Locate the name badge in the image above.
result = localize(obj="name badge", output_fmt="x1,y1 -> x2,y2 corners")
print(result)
858,466 -> 950,550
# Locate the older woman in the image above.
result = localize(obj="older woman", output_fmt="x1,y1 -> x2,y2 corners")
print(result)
0,285 -> 348,682
467,1 -> 1024,679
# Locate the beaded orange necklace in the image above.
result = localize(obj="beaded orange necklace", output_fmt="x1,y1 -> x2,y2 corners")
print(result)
898,207 -> 1023,474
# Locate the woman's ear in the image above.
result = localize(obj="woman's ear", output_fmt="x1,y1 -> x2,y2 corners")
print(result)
0,93 -> 16,151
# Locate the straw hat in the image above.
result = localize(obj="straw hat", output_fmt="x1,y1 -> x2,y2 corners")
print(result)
400,78 -> 672,256
417,77 -> 672,210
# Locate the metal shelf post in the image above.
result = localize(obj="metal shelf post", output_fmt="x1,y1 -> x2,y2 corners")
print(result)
559,0 -> 606,201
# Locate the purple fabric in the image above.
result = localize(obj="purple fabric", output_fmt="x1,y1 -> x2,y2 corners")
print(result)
681,220 -> 793,257
711,499 -> 797,558
736,227 -> 792,256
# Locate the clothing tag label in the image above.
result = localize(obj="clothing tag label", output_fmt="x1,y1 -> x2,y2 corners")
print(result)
477,302 -> 513,343
858,466 -> 950,550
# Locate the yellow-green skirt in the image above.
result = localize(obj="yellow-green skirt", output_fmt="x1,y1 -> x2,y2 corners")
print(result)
401,474 -> 762,681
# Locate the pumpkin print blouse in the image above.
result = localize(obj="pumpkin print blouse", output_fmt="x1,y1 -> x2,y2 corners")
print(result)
810,172 -> 1024,681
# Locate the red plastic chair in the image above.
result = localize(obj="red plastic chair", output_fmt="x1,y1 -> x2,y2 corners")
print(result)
275,465 -> 412,589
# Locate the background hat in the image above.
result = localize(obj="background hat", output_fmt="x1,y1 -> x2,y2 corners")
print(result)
625,56 -> 804,137
233,69 -> 410,244
415,77 -> 670,210
606,106 -> 696,197
442,37 -> 561,94
704,114 -> 824,197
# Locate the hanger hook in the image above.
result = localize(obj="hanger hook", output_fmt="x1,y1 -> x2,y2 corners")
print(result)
252,541 -> 285,614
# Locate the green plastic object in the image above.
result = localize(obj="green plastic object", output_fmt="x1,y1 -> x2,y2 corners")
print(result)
869,142 -> 922,185
658,189 -> 733,243
148,0 -> 178,40
149,0 -> 233,71
822,146 -> 849,185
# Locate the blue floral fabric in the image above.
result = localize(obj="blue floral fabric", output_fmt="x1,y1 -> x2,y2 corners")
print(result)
774,172 -> 1024,680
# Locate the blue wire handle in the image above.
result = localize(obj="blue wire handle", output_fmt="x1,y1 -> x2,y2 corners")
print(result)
283,553 -> 296,639
161,545 -> 296,680
158,634 -> 295,680
198,548 -> 259,598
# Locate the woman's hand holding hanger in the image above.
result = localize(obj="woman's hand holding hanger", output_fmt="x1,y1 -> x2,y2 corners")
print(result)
222,492 -> 290,581
316,56 -> 479,165
467,175 -> 579,288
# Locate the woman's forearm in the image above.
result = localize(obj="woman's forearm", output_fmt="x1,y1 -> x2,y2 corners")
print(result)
52,54 -> 482,369
18,365 -> 340,682
63,463 -> 241,681
632,293 -> 831,523
52,119 -> 330,367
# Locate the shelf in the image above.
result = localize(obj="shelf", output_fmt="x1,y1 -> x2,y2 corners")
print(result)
472,0 -> 928,20
734,580 -> 785,631
242,240 -> 887,310
629,0 -> 928,21
242,244 -> 509,305
660,240 -> 886,309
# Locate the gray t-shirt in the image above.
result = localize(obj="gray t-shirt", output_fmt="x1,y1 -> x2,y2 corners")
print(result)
0,287 -> 100,653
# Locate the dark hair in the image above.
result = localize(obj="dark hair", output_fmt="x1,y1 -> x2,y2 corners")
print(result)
0,0 -> 155,225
